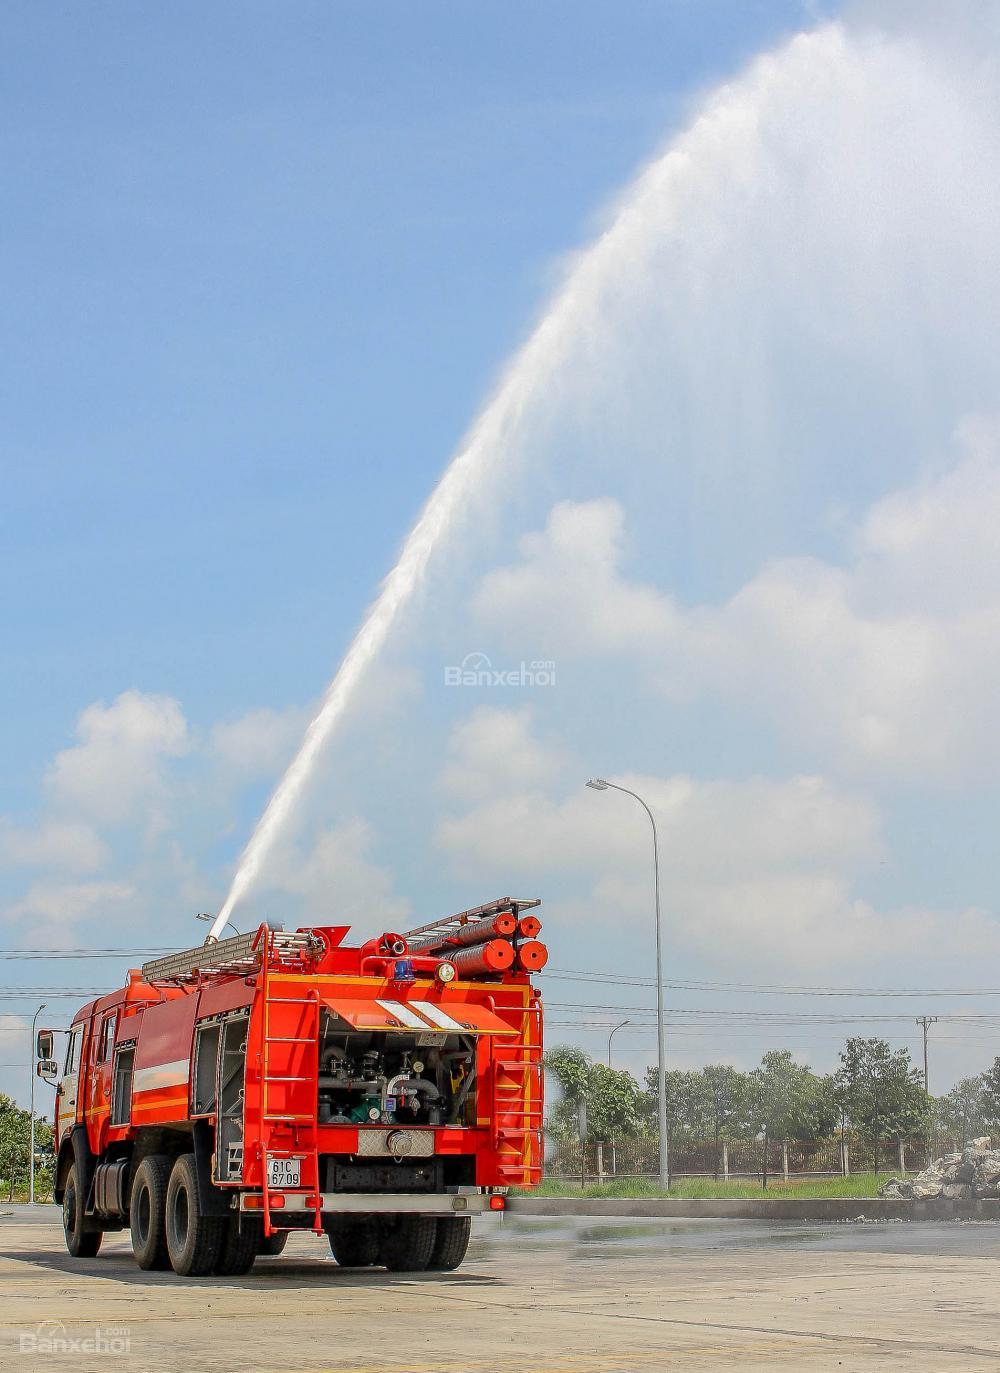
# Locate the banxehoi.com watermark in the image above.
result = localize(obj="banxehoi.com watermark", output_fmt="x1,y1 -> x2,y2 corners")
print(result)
18,1320 -> 131,1357
444,651 -> 556,688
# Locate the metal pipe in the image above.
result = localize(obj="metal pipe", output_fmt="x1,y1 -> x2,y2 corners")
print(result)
422,911 -> 517,952
514,940 -> 548,972
448,940 -> 514,975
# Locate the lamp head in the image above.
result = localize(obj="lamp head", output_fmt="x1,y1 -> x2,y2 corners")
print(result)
586,778 -> 610,791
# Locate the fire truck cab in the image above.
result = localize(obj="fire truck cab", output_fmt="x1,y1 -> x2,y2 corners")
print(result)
50,899 -> 544,1276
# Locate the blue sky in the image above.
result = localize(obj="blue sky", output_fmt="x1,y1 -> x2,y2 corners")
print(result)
3,0 -> 828,778
12,0 -> 1000,1106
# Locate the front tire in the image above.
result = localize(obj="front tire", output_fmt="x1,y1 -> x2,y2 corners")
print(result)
427,1215 -> 471,1271
165,1153 -> 225,1276
130,1155 -> 172,1270
62,1163 -> 101,1259
379,1215 -> 436,1272
256,1230 -> 288,1257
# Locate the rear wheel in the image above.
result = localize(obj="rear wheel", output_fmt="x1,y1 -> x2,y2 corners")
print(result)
256,1230 -> 288,1257
62,1163 -> 102,1259
130,1155 -> 171,1270
214,1217 -> 259,1276
327,1217 -> 379,1267
379,1215 -> 437,1272
165,1153 -> 226,1276
427,1215 -> 471,1271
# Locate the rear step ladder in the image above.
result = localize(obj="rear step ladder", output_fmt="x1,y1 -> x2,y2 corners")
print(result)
259,932 -> 323,1237
491,1001 -> 544,1185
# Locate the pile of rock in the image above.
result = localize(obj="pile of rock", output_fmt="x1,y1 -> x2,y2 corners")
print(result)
880,1139 -> 1000,1200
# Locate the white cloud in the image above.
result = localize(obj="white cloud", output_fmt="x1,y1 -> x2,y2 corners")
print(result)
209,705 -> 310,781
0,1013 -> 28,1044
472,426 -> 1000,781
46,690 -> 189,825
439,766 -> 881,886
0,819 -> 108,873
440,706 -> 569,801
474,499 -> 676,659
4,880 -> 135,947
258,818 -> 411,933
433,709 -> 1000,970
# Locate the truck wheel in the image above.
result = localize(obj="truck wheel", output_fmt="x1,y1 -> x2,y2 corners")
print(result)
257,1230 -> 288,1257
62,1163 -> 102,1259
213,1217 -> 259,1276
165,1153 -> 226,1276
379,1215 -> 436,1272
130,1155 -> 171,1270
327,1217 -> 378,1267
427,1215 -> 471,1271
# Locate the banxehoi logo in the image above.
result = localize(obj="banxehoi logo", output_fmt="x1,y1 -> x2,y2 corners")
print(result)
444,652 -> 556,688
18,1319 -> 131,1357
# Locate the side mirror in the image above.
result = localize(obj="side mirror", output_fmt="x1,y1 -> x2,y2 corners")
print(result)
37,1059 -> 58,1077
36,1030 -> 54,1061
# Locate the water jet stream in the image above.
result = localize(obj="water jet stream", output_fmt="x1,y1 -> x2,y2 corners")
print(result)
211,22 -> 890,935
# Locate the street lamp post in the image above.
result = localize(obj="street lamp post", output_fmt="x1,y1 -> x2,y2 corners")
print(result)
196,911 -> 241,938
586,778 -> 669,1190
607,1019 -> 630,1069
29,1003 -> 47,1206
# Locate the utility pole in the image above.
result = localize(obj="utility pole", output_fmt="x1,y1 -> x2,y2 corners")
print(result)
29,1003 -> 47,1205
916,1016 -> 938,1093
586,779 -> 669,1189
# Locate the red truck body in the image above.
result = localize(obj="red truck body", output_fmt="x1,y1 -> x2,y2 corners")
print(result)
51,899 -> 544,1275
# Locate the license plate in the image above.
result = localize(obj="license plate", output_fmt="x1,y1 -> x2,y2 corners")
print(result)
267,1157 -> 301,1188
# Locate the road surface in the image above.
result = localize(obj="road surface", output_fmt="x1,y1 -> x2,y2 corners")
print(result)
3,1205 -> 1000,1370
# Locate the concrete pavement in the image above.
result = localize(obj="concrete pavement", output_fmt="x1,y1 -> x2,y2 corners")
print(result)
3,1204 -> 1000,1370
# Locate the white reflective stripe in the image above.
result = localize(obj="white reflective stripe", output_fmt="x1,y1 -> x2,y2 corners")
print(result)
409,1001 -> 465,1031
375,999 -> 428,1030
132,1058 -> 190,1093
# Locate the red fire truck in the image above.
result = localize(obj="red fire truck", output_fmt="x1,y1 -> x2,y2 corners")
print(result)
41,898 -> 544,1276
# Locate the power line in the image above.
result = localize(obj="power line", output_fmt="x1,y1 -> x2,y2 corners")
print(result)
2,950 -> 1000,1000
0,948 -> 171,960
541,968 -> 1000,998
544,1000 -> 1000,1024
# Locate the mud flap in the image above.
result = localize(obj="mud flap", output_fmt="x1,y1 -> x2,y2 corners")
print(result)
193,1119 -> 233,1218
72,1126 -> 103,1232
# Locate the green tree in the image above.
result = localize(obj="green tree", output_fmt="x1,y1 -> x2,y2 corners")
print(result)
642,1068 -> 713,1138
703,1064 -> 749,1178
937,1076 -> 988,1146
745,1051 -> 826,1187
0,1095 -> 50,1202
746,1051 -> 826,1140
544,1046 -> 641,1140
834,1037 -> 930,1170
640,1064 -> 751,1147
703,1064 -> 749,1138
981,1058 -> 1000,1130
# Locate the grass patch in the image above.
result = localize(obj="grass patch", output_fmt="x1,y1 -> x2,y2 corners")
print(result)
519,1172 -> 889,1200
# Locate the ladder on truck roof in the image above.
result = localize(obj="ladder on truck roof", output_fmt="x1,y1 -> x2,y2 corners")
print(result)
140,929 -> 319,984
404,896 -> 540,952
